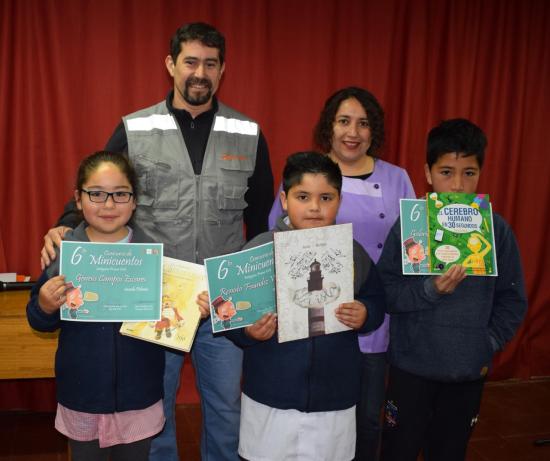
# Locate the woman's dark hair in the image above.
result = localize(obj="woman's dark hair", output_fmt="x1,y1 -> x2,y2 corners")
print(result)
76,151 -> 138,199
282,151 -> 342,194
313,87 -> 385,157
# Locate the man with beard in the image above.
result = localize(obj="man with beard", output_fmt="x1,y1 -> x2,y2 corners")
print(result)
41,22 -> 273,461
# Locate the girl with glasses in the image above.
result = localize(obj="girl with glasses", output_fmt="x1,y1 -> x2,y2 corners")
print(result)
27,151 -> 166,461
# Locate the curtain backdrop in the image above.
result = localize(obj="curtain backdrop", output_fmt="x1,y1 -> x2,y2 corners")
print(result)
1,0 -> 549,409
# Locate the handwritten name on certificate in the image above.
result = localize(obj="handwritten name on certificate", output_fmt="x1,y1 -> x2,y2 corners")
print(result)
59,241 -> 163,322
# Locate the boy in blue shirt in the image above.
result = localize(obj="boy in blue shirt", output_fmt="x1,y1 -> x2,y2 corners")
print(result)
225,151 -> 386,460
377,119 -> 528,461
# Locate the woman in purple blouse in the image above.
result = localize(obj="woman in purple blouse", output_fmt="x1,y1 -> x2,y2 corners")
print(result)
269,87 -> 415,460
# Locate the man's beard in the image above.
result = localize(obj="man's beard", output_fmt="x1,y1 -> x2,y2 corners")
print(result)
183,76 -> 213,106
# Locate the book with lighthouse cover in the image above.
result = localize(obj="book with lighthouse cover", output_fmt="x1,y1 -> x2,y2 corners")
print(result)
273,223 -> 354,343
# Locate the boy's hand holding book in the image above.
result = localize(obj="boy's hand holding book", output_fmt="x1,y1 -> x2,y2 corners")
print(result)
335,300 -> 367,330
245,313 -> 277,341
433,264 -> 467,295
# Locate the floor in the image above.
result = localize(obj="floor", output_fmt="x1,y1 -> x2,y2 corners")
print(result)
0,379 -> 549,460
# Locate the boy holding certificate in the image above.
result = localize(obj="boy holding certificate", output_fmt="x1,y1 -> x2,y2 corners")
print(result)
222,152 -> 386,460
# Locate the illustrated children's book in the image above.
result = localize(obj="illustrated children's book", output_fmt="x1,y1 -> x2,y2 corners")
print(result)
400,194 -> 497,276
204,242 -> 276,333
426,192 -> 497,276
274,223 -> 354,343
59,241 -> 163,321
120,257 -> 206,352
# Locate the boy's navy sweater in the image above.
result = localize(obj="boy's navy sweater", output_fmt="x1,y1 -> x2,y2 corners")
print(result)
377,213 -> 528,382
225,216 -> 386,412
27,222 -> 165,413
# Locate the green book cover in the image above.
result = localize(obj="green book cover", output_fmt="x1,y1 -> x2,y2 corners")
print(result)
426,192 -> 497,276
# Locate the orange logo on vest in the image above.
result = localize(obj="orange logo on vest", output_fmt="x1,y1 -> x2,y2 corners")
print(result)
221,153 -> 248,161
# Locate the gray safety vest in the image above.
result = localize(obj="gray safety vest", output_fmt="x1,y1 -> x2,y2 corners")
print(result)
123,100 -> 260,263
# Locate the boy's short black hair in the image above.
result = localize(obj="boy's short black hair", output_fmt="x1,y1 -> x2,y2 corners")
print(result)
282,152 -> 342,194
427,118 -> 487,168
170,22 -> 225,64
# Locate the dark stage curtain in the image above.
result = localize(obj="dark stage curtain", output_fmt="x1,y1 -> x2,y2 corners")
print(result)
1,0 -> 549,409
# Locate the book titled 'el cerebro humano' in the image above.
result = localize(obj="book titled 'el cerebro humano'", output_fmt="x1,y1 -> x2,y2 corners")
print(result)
400,193 -> 497,276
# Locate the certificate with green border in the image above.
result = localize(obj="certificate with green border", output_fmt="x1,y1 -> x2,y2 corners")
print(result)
59,241 -> 163,322
205,242 -> 276,333
400,198 -> 431,275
